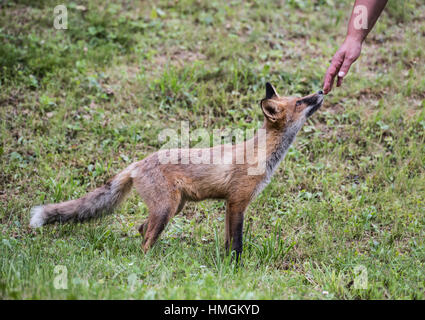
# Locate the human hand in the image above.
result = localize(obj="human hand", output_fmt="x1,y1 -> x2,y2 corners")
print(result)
323,37 -> 362,94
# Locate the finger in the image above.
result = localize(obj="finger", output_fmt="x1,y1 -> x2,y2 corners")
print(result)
323,72 -> 334,94
323,64 -> 339,94
323,52 -> 345,94
336,57 -> 353,87
336,76 -> 343,87
324,66 -> 339,94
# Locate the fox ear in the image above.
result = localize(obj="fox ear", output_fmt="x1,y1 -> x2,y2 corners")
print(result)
265,82 -> 278,99
261,102 -> 278,122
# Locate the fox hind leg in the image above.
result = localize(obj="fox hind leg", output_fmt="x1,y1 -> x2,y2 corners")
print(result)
138,221 -> 148,237
142,208 -> 170,252
142,197 -> 185,252
136,186 -> 185,252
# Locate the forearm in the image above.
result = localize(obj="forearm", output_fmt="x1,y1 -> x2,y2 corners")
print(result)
346,0 -> 388,42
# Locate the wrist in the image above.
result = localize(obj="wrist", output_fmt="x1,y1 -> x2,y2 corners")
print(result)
345,33 -> 365,44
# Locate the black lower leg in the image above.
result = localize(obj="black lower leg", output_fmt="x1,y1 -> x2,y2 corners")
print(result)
231,218 -> 244,264
138,221 -> 148,237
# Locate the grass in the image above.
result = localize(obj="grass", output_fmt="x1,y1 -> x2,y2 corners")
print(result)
1,0 -> 424,299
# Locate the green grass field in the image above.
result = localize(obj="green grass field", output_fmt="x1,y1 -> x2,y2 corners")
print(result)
1,0 -> 424,299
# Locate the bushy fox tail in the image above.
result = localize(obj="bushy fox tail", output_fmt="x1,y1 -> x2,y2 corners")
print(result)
30,165 -> 135,228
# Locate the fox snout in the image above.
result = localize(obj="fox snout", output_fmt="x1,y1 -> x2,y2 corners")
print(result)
305,90 -> 324,118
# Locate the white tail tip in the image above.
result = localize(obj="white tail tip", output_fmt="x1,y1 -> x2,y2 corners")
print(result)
30,206 -> 45,228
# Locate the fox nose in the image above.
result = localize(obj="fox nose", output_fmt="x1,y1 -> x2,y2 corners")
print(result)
317,90 -> 323,95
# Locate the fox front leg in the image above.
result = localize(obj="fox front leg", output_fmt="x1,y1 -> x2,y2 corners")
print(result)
225,199 -> 250,263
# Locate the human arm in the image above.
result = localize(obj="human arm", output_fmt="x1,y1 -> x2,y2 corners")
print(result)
323,0 -> 388,94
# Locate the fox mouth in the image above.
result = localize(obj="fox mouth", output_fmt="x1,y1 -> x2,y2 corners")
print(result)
305,91 -> 324,118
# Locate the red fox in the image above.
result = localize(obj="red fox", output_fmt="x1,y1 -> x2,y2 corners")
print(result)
30,83 -> 324,260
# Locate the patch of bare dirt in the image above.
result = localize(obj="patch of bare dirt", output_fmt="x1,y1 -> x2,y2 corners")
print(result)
153,47 -> 207,68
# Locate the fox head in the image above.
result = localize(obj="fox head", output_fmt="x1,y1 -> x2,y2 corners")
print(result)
260,82 -> 324,129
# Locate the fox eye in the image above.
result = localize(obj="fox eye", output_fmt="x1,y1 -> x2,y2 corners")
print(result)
295,100 -> 302,106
